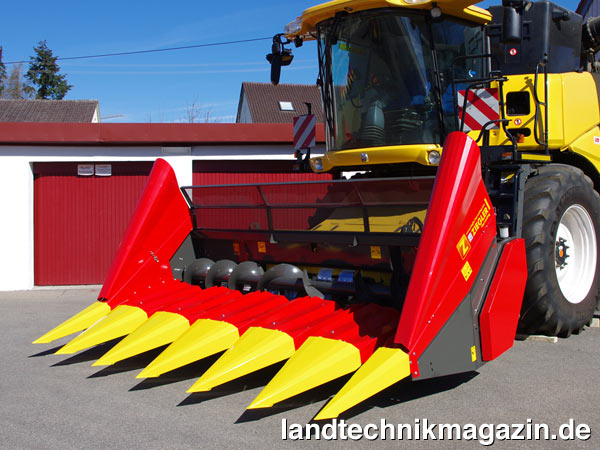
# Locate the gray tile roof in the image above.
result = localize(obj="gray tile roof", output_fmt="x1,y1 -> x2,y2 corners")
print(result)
237,82 -> 324,124
0,99 -> 99,123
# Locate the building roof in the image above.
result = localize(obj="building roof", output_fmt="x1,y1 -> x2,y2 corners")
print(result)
237,82 -> 325,124
0,99 -> 99,123
0,122 -> 325,146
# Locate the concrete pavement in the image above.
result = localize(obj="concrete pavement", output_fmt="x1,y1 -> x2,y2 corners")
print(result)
1,288 -> 598,449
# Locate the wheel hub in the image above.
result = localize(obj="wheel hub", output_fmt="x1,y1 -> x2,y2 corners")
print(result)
555,237 -> 570,269
554,204 -> 597,305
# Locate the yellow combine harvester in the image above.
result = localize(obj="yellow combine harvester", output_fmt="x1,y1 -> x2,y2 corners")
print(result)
35,0 -> 600,419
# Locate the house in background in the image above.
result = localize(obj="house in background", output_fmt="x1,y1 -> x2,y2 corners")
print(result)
236,82 -> 324,123
0,99 -> 100,123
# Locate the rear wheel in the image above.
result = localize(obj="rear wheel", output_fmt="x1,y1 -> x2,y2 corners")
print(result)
520,165 -> 600,336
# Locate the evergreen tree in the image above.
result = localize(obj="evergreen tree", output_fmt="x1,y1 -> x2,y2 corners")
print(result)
26,40 -> 72,100
0,46 -> 7,96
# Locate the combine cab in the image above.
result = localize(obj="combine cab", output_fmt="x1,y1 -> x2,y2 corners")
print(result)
35,0 -> 600,419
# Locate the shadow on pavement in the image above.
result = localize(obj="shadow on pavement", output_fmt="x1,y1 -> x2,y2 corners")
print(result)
130,354 -> 223,391
235,373 -> 352,423
178,361 -> 287,408
29,346 -> 64,357
310,371 -> 479,423
49,338 -> 122,366
87,346 -> 168,378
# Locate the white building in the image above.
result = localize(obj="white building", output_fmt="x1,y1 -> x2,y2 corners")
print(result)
0,122 -> 325,291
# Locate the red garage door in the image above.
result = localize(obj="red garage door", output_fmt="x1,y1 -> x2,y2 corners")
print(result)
193,160 -> 331,184
33,162 -> 153,285
192,160 -> 333,231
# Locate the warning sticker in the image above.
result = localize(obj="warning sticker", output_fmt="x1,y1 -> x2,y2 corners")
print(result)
370,246 -> 382,260
233,243 -> 240,256
257,242 -> 266,253
461,261 -> 473,281
471,345 -> 477,362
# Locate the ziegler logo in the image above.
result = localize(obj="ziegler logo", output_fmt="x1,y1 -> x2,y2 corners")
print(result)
457,235 -> 471,260
457,199 -> 492,259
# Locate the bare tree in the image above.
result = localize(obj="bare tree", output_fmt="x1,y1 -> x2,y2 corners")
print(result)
145,108 -> 166,123
0,46 -> 6,96
184,95 -> 218,123
2,63 -> 34,99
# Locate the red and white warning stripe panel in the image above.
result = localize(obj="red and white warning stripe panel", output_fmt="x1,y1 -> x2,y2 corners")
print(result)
457,88 -> 500,132
293,114 -> 316,150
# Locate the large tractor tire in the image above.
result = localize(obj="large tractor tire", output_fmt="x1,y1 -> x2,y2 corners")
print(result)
519,164 -> 600,337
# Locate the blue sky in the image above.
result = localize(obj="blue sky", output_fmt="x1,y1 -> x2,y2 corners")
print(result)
1,0 -> 583,122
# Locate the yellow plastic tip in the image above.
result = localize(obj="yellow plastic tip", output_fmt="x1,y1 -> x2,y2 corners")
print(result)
92,311 -> 190,366
247,336 -> 361,409
55,305 -> 147,355
33,302 -> 111,344
187,327 -> 295,393
314,347 -> 411,420
137,319 -> 238,379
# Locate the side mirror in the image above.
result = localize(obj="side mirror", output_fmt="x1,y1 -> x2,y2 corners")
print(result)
266,35 -> 294,86
502,4 -> 523,43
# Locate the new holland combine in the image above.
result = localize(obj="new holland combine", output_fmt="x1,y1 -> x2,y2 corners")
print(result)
35,0 -> 600,419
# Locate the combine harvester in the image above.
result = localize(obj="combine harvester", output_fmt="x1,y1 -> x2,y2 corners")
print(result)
35,0 -> 600,419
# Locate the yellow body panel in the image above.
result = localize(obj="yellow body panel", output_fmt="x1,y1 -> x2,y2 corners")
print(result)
567,126 -> 600,174
311,143 -> 440,172
247,336 -> 361,409
55,305 -> 148,355
187,327 -> 295,392
558,72 -> 600,147
136,319 -> 238,378
33,301 -> 111,344
482,72 -> 600,152
294,0 -> 491,39
481,72 -> 600,174
93,311 -> 190,366
473,75 -> 540,149
315,346 -> 410,419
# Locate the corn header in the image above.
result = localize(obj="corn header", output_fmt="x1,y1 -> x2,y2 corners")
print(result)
35,0 -> 600,419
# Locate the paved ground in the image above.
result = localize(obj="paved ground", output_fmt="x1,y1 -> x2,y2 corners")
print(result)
1,288 -> 598,449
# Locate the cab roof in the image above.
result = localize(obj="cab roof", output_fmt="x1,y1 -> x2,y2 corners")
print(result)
288,0 -> 492,38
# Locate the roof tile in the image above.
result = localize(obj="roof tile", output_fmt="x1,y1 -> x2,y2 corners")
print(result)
237,82 -> 324,124
0,99 -> 99,123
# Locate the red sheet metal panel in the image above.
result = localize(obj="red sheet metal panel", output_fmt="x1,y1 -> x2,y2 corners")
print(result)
97,159 -> 194,304
394,132 -> 496,371
34,162 -> 153,285
479,238 -> 527,361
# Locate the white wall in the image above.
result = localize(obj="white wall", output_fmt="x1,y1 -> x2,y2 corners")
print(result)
237,95 -> 253,123
0,143 -> 325,290
0,158 -> 34,290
